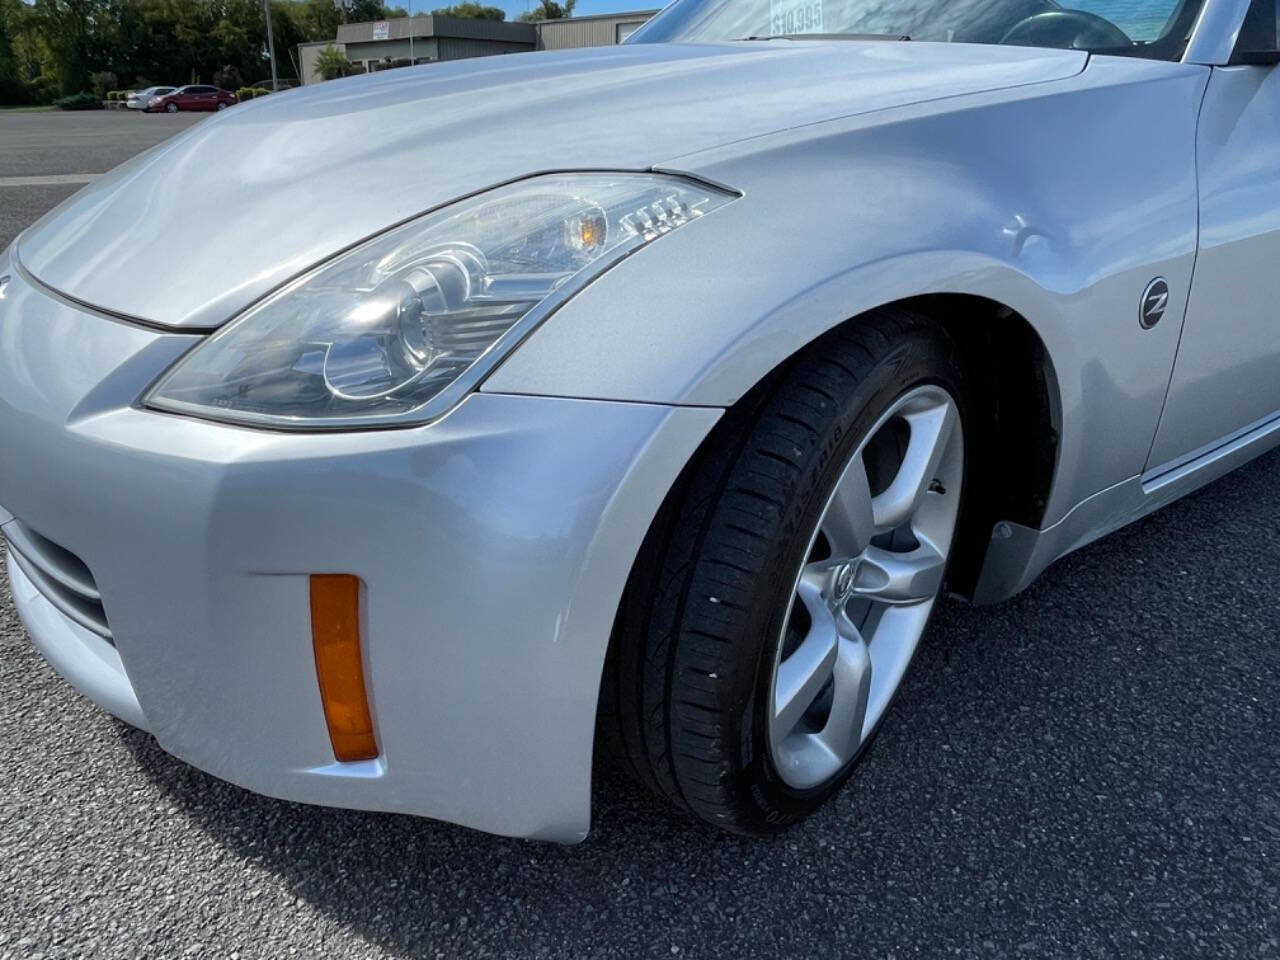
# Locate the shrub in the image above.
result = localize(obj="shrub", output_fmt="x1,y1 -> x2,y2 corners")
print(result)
54,92 -> 105,110
214,66 -> 244,92
90,71 -> 118,99
25,75 -> 59,105
251,87 -> 271,98
314,45 -> 351,81
236,86 -> 255,101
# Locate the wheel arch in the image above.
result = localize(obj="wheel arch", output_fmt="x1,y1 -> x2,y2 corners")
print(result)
596,290 -> 1061,743
899,293 -> 1060,599
592,293 -> 1061,802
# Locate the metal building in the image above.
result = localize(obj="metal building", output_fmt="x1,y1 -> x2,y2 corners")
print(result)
537,10 -> 658,48
299,11 -> 658,85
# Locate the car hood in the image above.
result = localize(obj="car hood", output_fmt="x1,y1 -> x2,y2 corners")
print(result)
17,41 -> 1084,329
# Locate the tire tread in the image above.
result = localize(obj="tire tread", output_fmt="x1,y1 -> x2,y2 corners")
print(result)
600,307 -> 953,832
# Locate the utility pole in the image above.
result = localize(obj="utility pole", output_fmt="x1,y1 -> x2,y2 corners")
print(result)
263,0 -> 280,91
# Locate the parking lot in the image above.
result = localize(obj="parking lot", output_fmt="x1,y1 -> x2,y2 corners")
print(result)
1,109 -> 1277,959
0,110 -> 204,252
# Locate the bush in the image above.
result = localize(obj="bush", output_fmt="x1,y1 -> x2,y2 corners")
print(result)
53,92 -> 105,110
90,71 -> 118,99
213,65 -> 244,93
24,75 -> 59,105
0,81 -> 29,106
251,87 -> 271,97
236,86 -> 256,101
314,45 -> 351,81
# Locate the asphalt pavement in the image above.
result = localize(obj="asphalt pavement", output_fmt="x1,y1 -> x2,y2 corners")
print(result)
0,110 -> 203,251
1,110 -> 1277,960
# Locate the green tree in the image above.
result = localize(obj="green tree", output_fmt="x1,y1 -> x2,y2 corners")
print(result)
313,43 -> 349,80
3,0 -> 44,86
432,2 -> 504,19
518,0 -> 573,21
8,0 -> 412,99
34,0 -> 113,95
285,0 -> 342,44
347,0 -> 398,21
0,0 -> 23,103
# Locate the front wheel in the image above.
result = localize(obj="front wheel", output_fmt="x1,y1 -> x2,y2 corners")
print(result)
216,101 -> 228,110
601,308 -> 969,833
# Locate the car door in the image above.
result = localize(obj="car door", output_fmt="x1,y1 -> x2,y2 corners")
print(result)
1147,3 -> 1280,468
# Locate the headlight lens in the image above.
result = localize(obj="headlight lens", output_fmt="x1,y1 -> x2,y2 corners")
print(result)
145,173 -> 734,429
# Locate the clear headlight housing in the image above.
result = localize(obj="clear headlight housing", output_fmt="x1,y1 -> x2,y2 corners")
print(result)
145,173 -> 735,429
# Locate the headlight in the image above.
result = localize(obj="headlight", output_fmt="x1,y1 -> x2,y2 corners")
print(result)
145,173 -> 735,429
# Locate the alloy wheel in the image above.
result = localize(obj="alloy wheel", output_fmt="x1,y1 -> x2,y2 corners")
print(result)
768,384 -> 964,789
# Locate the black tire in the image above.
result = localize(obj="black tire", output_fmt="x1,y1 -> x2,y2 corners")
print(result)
599,307 -> 970,834
166,102 -> 178,113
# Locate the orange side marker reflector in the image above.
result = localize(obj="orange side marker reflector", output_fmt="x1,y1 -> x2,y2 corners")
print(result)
310,575 -> 379,762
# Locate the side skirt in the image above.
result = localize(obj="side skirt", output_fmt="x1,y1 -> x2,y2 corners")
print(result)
971,407 -> 1280,604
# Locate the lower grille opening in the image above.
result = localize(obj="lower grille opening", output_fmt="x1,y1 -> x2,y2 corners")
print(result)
2,519 -> 112,644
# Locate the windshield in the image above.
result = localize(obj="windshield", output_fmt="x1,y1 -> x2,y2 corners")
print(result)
628,0 -> 1203,60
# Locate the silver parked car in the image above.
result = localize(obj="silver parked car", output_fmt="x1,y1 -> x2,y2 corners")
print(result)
124,85 -> 176,110
1,0 -> 1277,842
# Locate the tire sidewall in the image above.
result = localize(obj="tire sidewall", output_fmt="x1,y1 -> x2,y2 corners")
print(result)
736,326 -> 970,825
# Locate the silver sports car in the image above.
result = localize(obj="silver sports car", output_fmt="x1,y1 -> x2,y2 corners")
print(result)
124,85 -> 176,110
1,0 -> 1276,842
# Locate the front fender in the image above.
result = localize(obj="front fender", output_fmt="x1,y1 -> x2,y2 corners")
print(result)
486,56 -> 1208,527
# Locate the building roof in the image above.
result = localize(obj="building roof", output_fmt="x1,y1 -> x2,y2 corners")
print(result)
336,11 -> 659,45
535,8 -> 659,22
337,15 -> 535,44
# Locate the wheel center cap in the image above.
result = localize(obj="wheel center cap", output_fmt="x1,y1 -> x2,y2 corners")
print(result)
834,562 -> 856,601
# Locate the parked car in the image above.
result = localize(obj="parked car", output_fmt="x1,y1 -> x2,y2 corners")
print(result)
125,86 -> 176,110
3,0 -> 1278,843
146,84 -> 237,112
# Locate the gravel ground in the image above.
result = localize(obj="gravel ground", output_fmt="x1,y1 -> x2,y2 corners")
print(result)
1,110 -> 1278,960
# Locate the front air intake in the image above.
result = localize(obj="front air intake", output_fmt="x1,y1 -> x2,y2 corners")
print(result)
2,519 -> 112,644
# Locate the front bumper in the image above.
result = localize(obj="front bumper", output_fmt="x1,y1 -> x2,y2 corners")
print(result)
0,265 -> 719,841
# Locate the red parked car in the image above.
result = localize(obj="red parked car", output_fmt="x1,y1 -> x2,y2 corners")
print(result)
147,85 -> 237,113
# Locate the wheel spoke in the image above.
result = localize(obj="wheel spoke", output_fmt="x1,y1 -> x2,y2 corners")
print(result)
773,622 -> 838,743
768,383 -> 964,792
871,398 -> 958,530
822,454 -> 877,557
816,629 -> 872,762
852,543 -> 946,605
796,567 -> 834,619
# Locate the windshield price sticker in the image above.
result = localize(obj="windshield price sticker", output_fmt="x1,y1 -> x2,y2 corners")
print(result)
770,0 -> 823,34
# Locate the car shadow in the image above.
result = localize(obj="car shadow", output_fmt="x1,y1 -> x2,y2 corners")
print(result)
120,445 -> 1280,957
